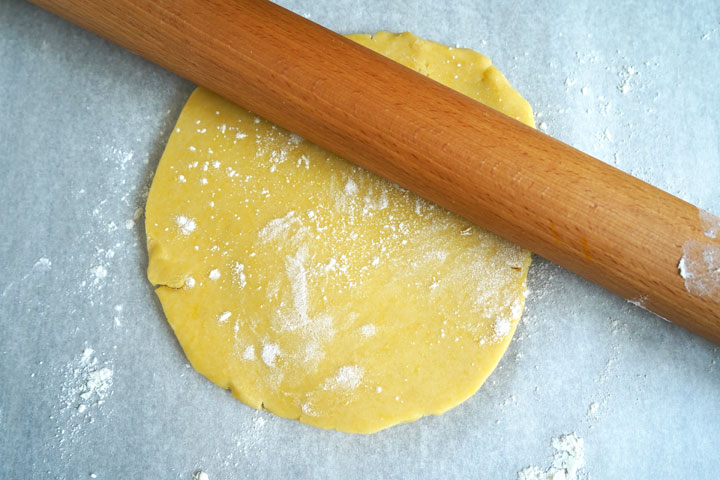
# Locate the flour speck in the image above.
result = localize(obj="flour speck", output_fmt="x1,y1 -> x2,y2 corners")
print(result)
91,265 -> 108,281
344,178 -> 359,195
176,215 -> 197,235
33,257 -> 52,272
360,324 -> 376,337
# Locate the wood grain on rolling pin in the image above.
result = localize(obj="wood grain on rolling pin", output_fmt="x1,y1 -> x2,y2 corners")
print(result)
31,0 -> 720,343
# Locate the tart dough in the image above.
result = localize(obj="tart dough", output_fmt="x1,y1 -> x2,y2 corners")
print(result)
146,32 -> 534,433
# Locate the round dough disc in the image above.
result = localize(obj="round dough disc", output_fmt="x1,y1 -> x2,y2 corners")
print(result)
146,32 -> 534,433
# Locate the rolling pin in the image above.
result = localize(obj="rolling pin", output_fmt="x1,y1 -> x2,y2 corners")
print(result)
31,0 -> 720,343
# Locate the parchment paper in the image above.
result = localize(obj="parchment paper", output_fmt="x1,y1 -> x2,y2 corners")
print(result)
1,0 -> 718,478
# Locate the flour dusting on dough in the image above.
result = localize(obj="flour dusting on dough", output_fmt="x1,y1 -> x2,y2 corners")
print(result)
301,401 -> 319,417
283,248 -> 311,331
324,365 -> 364,391
175,215 -> 196,235
261,343 -> 280,367
231,262 -> 247,288
360,324 -> 376,337
259,211 -> 298,243
145,31 -> 536,433
243,345 -> 256,361
493,316 -> 512,340
344,178 -> 359,196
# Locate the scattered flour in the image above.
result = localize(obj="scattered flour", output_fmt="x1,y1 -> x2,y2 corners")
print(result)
91,265 -> 108,282
617,65 -> 638,94
253,416 -> 266,429
60,348 -> 114,414
699,209 -> 720,239
678,239 -> 720,298
1,257 -> 53,297
209,269 -> 221,281
231,409 -> 272,461
518,433 -> 585,480
231,262 -> 247,288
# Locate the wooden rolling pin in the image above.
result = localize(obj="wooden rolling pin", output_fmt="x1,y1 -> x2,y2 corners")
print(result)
32,0 -> 720,343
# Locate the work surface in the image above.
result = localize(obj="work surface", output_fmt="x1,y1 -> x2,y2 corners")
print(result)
1,0 -> 719,478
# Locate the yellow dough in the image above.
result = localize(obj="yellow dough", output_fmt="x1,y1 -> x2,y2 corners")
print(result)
146,32 -> 534,433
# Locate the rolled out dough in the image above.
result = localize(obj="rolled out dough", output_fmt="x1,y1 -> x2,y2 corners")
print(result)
146,31 -> 535,433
